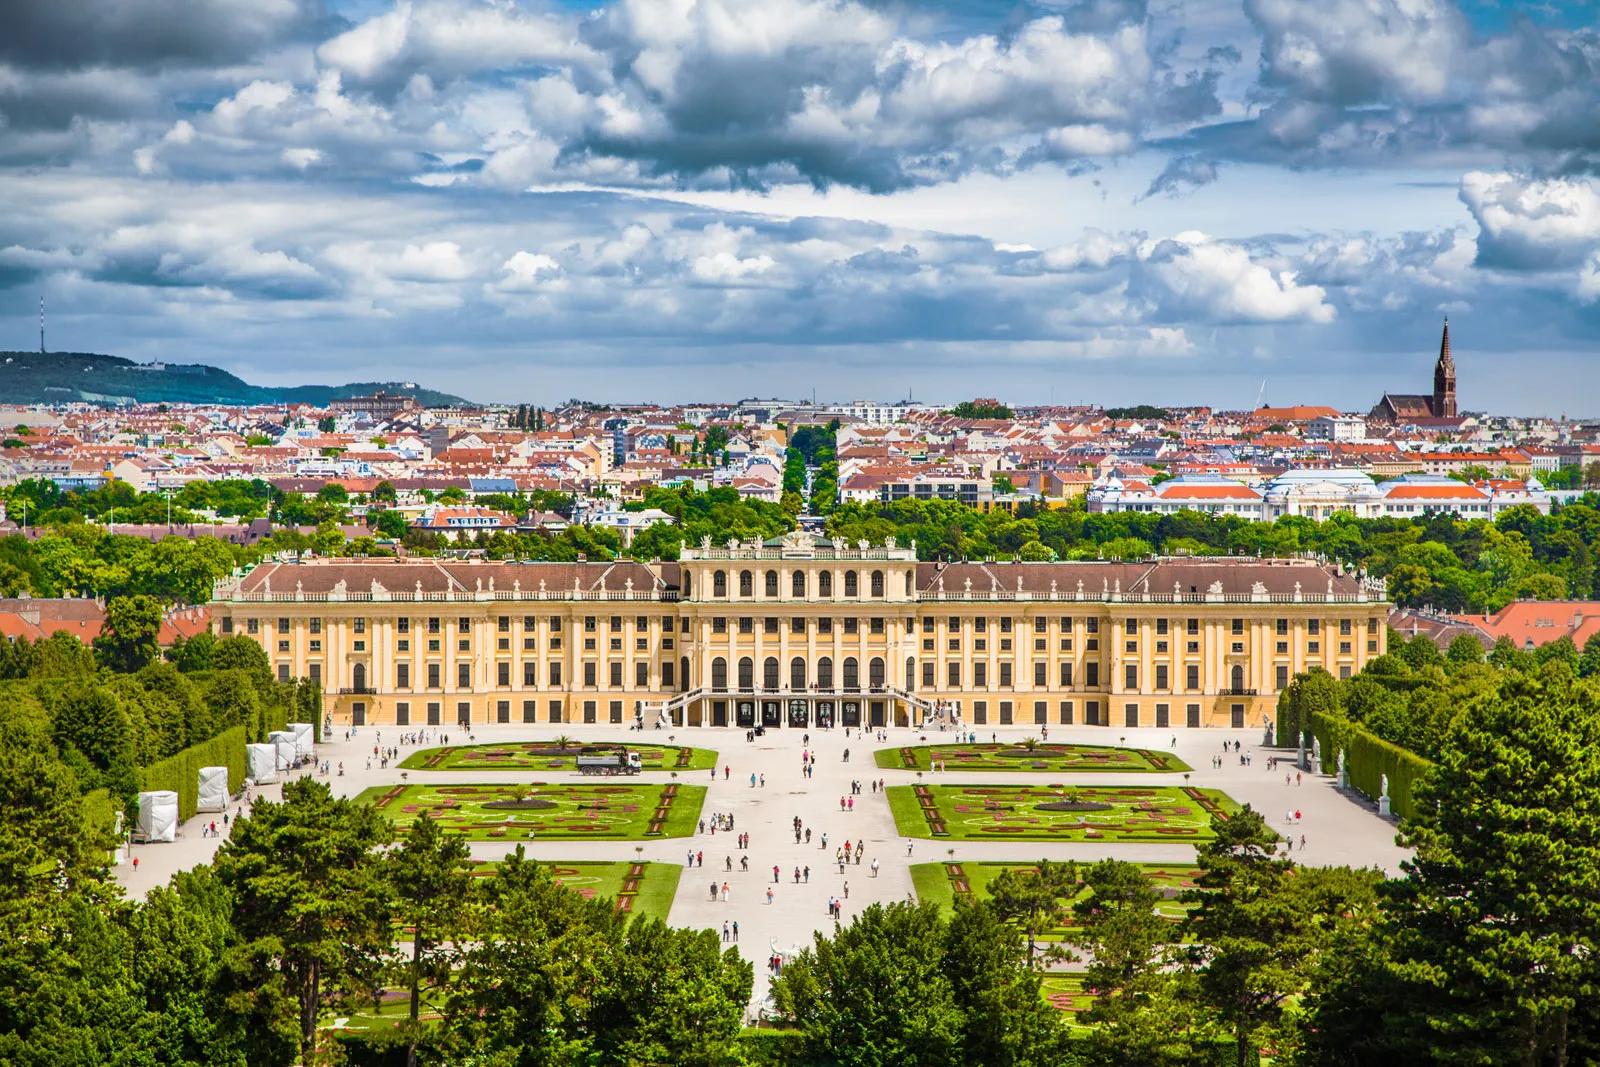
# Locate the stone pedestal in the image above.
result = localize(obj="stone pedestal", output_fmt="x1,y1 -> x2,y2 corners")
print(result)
1378,796 -> 1392,817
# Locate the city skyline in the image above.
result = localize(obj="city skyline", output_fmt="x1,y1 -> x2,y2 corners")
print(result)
3,0 -> 1599,412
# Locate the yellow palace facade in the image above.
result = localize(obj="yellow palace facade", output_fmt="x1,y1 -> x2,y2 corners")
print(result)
210,532 -> 1388,731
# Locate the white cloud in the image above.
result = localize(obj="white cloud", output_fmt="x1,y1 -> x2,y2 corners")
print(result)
392,240 -> 473,281
1460,170 -> 1600,271
1136,231 -> 1335,324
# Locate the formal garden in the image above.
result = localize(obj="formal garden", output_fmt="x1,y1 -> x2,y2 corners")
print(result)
911,861 -> 1200,931
1039,974 -> 1092,1020
886,783 -> 1239,841
357,781 -> 706,839
472,859 -> 682,922
400,738 -> 718,772
877,740 -> 1191,773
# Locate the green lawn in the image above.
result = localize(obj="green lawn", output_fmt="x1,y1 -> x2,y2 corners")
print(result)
886,783 -> 1239,841
911,861 -> 1200,934
876,741 -> 1190,773
359,781 -> 707,840
401,740 -> 718,772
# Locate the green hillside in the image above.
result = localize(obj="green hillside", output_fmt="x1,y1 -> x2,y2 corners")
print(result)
0,351 -> 469,407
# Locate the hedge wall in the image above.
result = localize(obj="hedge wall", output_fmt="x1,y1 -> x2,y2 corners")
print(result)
1309,710 -> 1432,821
738,1029 -> 812,1066
137,724 -> 248,822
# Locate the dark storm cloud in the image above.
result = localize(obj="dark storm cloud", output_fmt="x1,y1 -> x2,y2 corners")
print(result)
0,0 -> 336,71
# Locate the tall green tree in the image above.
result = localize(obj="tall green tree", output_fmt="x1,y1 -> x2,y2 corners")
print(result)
987,859 -> 1076,965
772,901 -> 964,1066
94,594 -> 165,673
444,849 -> 618,1063
1183,808 -> 1377,1067
214,779 -> 393,1062
387,813 -> 472,1067
1376,675 -> 1600,1066
588,918 -> 751,1066
943,897 -> 1071,1067
1070,859 -> 1198,1066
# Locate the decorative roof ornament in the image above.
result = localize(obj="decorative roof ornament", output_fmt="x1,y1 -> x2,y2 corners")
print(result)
885,535 -> 897,550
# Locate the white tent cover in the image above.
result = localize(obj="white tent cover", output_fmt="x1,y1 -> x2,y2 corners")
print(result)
137,791 -> 179,842
247,743 -> 277,783
269,730 -> 297,771
197,766 -> 229,812
288,722 -> 314,760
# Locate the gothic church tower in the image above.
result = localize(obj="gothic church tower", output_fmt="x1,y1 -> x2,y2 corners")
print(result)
1432,318 -> 1457,418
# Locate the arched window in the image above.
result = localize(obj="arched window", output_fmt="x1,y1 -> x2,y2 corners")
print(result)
792,570 -> 807,598
843,657 -> 859,690
906,569 -> 916,595
869,657 -> 885,689
906,657 -> 915,690
870,570 -> 884,597
713,570 -> 727,597
763,657 -> 780,690
819,571 -> 833,597
680,656 -> 690,691
352,662 -> 366,690
739,570 -> 754,597
844,570 -> 858,597
818,656 -> 834,689
790,657 -> 806,690
765,570 -> 778,597
682,573 -> 691,596
1231,664 -> 1245,692
711,657 -> 728,692
738,657 -> 754,691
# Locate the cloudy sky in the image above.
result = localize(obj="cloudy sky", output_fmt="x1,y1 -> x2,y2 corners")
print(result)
2,0 -> 1598,411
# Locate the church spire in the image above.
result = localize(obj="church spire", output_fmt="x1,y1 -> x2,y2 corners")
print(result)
1432,317 -> 1457,418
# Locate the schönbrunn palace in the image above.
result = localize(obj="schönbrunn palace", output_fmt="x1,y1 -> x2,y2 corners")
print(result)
210,532 -> 1388,732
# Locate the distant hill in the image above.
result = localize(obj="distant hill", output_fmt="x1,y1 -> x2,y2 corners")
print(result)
0,351 -> 471,407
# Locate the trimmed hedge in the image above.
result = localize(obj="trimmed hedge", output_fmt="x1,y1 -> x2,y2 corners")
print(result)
81,787 -> 119,858
134,690 -> 298,820
1310,710 -> 1431,821
137,724 -> 247,821
739,1029 -> 813,1066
